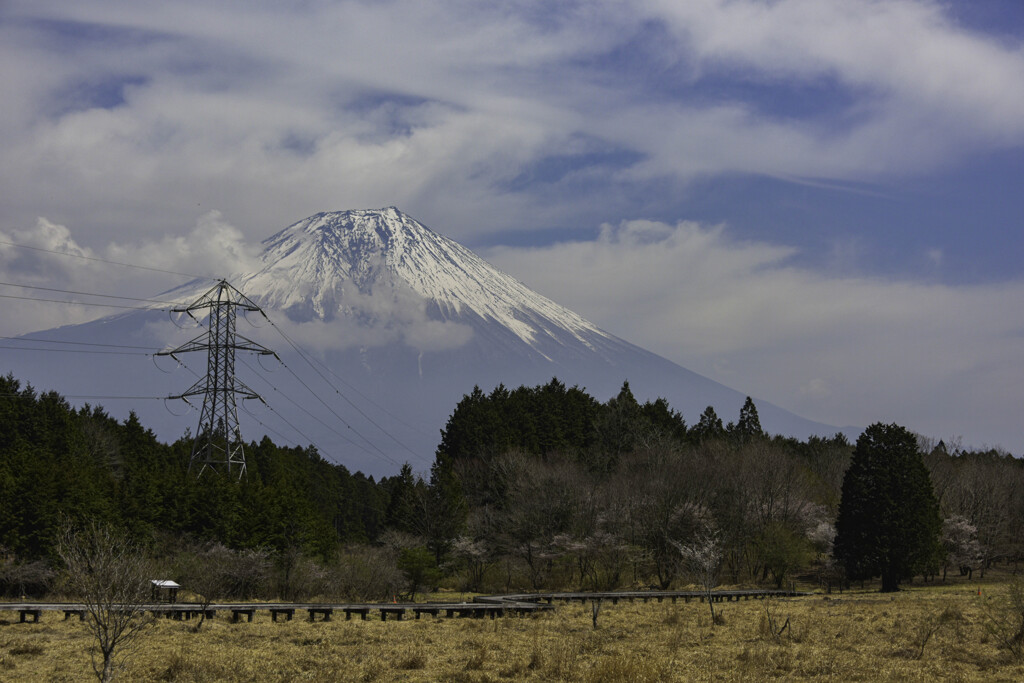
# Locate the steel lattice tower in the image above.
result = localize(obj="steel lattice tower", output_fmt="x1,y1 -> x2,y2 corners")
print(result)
158,280 -> 276,479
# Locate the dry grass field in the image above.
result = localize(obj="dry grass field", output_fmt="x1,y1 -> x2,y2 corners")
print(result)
4,582 -> 1024,682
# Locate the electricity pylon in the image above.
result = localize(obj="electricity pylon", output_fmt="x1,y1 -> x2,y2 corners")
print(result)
158,280 -> 277,479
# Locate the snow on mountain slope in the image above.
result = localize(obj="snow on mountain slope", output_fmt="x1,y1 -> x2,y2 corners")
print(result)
226,208 -> 612,360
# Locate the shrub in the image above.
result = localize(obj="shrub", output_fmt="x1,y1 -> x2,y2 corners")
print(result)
981,579 -> 1024,660
333,545 -> 403,601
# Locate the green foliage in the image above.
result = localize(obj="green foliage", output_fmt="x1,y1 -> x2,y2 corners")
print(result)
382,463 -> 418,534
755,522 -> 813,588
692,406 -> 725,442
640,397 -> 687,441
0,374 -> 387,562
734,396 -> 763,441
6,372 -> 1020,597
437,379 -> 602,464
593,381 -> 643,466
417,451 -> 467,564
438,379 -> 687,479
834,423 -> 943,592
396,546 -> 441,599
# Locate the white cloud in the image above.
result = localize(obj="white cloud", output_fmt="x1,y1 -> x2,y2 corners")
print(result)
1,0 -> 1023,245
484,219 -> 1024,453
645,0 -> 1024,139
106,211 -> 260,281
264,279 -> 475,355
259,314 -> 473,356
0,218 -> 106,335
0,213 -> 259,336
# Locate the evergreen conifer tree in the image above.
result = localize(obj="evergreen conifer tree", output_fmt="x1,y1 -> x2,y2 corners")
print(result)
692,406 -> 725,442
594,380 -> 643,463
834,423 -> 942,592
735,396 -> 763,441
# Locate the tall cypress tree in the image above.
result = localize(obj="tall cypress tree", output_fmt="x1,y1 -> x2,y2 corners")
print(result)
834,423 -> 942,592
417,452 -> 467,565
734,396 -> 763,441
692,406 -> 725,442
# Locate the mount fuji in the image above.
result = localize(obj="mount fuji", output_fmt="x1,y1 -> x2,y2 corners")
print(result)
2,208 -> 846,476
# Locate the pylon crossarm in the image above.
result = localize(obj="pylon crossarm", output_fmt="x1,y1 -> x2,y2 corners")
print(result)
167,390 -> 207,401
156,328 -> 212,356
168,375 -> 210,400
169,304 -> 208,323
180,280 -> 230,309
218,280 -> 264,311
156,342 -> 206,357
232,332 -> 276,355
232,378 -> 261,401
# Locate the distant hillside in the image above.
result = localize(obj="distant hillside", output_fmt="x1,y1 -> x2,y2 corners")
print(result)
0,208 -> 846,476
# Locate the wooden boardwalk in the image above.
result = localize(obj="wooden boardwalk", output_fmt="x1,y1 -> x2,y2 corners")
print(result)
2,589 -> 806,624
480,588 -> 805,606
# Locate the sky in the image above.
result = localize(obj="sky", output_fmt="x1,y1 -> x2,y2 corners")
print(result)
1,0 -> 1022,453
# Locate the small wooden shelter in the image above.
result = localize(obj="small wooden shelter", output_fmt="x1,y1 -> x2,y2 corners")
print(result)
150,579 -> 180,603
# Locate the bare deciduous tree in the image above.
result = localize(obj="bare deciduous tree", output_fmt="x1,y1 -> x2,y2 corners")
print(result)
0,547 -> 55,598
451,535 -> 491,592
981,579 -> 1024,661
941,515 -> 982,580
333,544 -> 403,601
58,521 -> 155,682
175,543 -> 235,632
675,531 -> 723,625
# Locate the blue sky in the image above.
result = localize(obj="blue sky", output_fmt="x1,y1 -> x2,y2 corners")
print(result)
1,0 -> 1023,453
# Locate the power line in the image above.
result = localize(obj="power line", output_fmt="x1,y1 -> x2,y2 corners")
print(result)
275,359 -> 408,467
0,238 -> 213,280
236,357 -> 367,455
184,354 -> 336,459
261,318 -> 430,465
0,267 -> 426,469
239,402 -> 303,449
0,292 -> 173,310
239,400 -> 332,457
249,355 -> 405,468
0,394 -> 165,400
275,325 -> 435,439
0,337 -> 373,466
0,345 -> 150,356
0,335 -> 156,350
0,281 -> 187,306
176,311 -> 392,467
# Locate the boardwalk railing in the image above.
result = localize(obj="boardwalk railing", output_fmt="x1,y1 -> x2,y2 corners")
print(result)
2,588 -> 808,624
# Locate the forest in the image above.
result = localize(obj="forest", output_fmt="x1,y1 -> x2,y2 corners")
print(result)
1,373 -> 1022,601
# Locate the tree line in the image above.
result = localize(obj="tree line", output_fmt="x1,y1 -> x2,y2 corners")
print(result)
2,373 -> 1022,600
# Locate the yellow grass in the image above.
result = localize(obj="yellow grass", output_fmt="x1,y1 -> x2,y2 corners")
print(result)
3,583 -> 1024,681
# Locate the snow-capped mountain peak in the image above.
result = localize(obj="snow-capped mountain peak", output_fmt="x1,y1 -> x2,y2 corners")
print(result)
230,208 -> 611,354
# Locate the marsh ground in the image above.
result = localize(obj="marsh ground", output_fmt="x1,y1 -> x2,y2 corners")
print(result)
3,581 -> 1024,681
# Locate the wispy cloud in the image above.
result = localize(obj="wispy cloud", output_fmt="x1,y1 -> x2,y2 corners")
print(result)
0,212 -> 258,336
1,0 -> 1022,245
